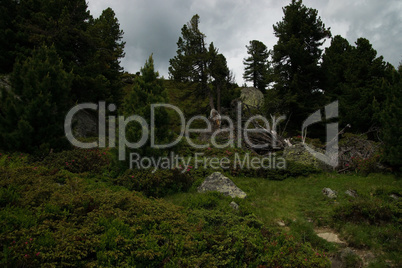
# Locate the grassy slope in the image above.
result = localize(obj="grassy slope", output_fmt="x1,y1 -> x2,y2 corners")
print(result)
0,151 -> 333,267
165,173 -> 401,267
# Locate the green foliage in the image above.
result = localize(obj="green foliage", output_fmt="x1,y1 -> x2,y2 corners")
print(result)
330,193 -> 401,260
182,191 -> 229,210
113,168 -> 194,198
322,36 -> 394,133
169,14 -> 208,84
0,185 -> 20,208
350,153 -> 382,175
264,161 -> 321,181
169,14 -> 234,111
0,0 -> 125,104
86,7 -> 125,104
0,45 -> 72,154
271,0 -> 331,133
288,220 -> 337,252
42,148 -> 111,174
0,152 -> 331,267
377,65 -> 402,170
122,55 -> 173,160
0,0 -> 18,73
333,197 -> 400,225
0,152 -> 29,169
243,40 -> 271,91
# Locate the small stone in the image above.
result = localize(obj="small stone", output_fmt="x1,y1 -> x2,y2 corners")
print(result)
390,194 -> 399,200
198,172 -> 247,198
322,188 -> 337,199
316,231 -> 346,245
230,201 -> 239,210
345,189 -> 358,198
277,220 -> 286,227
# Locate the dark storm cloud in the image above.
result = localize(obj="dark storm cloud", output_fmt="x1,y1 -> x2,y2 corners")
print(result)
88,0 -> 402,85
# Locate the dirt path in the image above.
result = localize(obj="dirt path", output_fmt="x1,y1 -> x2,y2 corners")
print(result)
314,228 -> 375,268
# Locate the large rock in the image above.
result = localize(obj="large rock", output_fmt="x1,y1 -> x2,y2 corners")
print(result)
198,172 -> 247,198
73,109 -> 98,138
240,87 -> 264,109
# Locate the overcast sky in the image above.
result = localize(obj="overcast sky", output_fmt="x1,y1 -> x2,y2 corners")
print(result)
87,0 -> 402,85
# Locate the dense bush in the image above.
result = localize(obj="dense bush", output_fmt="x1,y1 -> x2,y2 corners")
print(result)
264,161 -> 321,181
333,197 -> 401,225
42,148 -> 111,174
113,168 -> 194,198
0,154 -> 331,267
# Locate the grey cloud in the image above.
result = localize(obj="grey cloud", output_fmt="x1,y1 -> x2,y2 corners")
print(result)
318,0 -> 402,66
88,0 -> 402,85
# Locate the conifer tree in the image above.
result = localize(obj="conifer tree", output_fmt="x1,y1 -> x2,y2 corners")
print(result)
243,40 -> 270,91
322,36 -> 394,132
272,0 -> 331,132
0,45 -> 72,153
0,0 -> 18,73
378,65 -> 402,170
88,7 -> 126,104
169,15 -> 215,110
124,55 -> 171,158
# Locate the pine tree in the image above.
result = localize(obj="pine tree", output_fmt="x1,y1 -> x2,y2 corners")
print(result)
169,14 -> 215,110
8,1 -> 125,103
322,36 -> 394,132
243,40 -> 270,91
0,45 -> 72,153
378,65 -> 402,170
124,55 -> 171,158
14,0 -> 93,66
0,0 -> 18,73
272,0 -> 331,132
87,7 -> 126,104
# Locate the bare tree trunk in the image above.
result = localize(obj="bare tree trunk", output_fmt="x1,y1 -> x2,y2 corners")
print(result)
217,84 -> 221,113
209,90 -> 215,111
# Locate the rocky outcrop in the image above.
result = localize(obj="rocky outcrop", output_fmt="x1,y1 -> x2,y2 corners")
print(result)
197,172 -> 247,198
240,87 -> 264,109
72,109 -> 98,138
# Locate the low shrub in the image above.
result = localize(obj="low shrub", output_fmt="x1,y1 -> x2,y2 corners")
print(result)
0,152 -> 29,168
113,168 -> 194,197
42,148 -> 111,174
0,153 -> 331,267
265,161 -> 321,181
182,191 -> 229,210
333,197 -> 400,225
350,153 -> 382,175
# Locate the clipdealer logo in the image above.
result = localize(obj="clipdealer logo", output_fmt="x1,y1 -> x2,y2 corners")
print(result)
64,101 -> 339,171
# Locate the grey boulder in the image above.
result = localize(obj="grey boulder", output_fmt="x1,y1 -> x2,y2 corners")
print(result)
198,172 -> 247,199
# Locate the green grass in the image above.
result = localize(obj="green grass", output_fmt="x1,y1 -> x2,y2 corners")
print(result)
1,148 -> 400,266
164,172 -> 402,265
166,173 -> 398,224
0,150 -> 334,267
